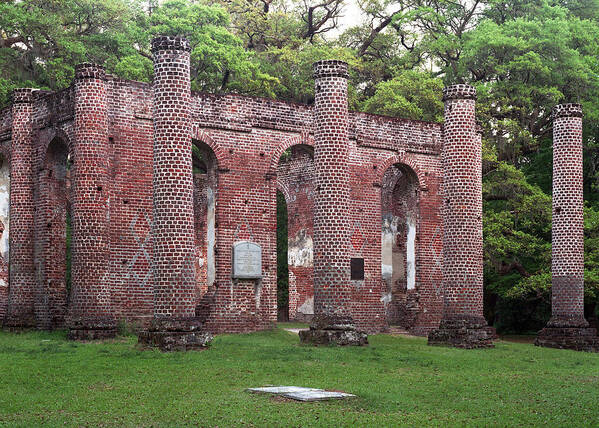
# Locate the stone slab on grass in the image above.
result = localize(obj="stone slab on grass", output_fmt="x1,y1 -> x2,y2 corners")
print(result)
282,390 -> 356,402
247,386 -> 355,401
247,386 -> 322,395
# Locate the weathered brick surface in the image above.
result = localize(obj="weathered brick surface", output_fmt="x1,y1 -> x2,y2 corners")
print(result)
428,85 -> 493,348
536,104 -> 599,352
4,89 -> 37,328
67,64 -> 116,338
0,39 -> 523,340
298,60 -> 367,345
150,36 -> 196,319
33,133 -> 69,329
136,36 -> 212,350
277,143 -> 315,321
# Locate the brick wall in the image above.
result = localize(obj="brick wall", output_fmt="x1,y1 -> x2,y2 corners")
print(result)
277,144 -> 315,321
1,54 -> 449,335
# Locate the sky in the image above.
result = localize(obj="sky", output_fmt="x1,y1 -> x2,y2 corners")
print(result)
337,1 -> 365,31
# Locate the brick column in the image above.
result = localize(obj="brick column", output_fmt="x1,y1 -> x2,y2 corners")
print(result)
298,60 -> 367,346
67,64 -> 116,339
4,89 -> 37,329
138,36 -> 212,351
428,84 -> 493,348
536,103 -> 598,351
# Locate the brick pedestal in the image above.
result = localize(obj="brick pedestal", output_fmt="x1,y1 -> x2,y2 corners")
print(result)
138,36 -> 211,351
428,85 -> 493,349
67,64 -> 116,339
536,104 -> 599,352
298,60 -> 367,346
4,89 -> 37,329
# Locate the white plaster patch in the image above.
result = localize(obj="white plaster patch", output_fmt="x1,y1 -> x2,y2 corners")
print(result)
297,296 -> 314,315
380,292 -> 392,304
381,214 -> 399,280
406,218 -> 416,290
288,229 -> 313,268
206,186 -> 216,287
0,159 -> 9,262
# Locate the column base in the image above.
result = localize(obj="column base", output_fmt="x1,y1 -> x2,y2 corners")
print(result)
535,327 -> 599,352
428,316 -> 494,349
67,317 -> 117,341
3,308 -> 36,330
3,316 -> 36,330
138,317 -> 213,352
299,314 -> 368,346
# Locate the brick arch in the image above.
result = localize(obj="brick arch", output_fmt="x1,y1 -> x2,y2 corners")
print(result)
39,127 -> 72,160
275,177 -> 292,205
269,133 -> 314,177
374,153 -> 428,190
191,126 -> 229,171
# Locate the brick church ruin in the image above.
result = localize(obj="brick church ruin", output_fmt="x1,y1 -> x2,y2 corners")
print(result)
0,36 -> 597,351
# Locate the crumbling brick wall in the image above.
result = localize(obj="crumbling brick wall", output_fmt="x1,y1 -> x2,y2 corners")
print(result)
0,65 -> 444,335
277,144 -> 315,322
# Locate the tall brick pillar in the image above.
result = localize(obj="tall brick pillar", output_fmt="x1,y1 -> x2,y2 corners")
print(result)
298,60 -> 367,346
138,36 -> 212,351
67,64 -> 116,339
4,89 -> 37,329
536,103 -> 599,352
428,84 -> 493,348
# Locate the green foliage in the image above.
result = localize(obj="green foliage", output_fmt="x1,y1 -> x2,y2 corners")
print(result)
276,191 -> 289,313
361,70 -> 444,122
256,44 -> 358,104
483,163 -> 552,307
459,6 -> 599,162
0,0 -> 146,104
149,0 -> 277,95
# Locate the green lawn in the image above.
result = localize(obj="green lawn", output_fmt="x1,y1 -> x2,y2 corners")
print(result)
0,327 -> 598,427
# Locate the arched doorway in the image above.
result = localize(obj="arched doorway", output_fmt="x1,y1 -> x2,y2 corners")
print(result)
192,139 -> 218,310
381,163 -> 420,329
276,144 -> 315,322
35,137 -> 70,329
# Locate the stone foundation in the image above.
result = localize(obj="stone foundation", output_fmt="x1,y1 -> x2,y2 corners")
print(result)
299,314 -> 368,346
3,312 -> 36,330
67,317 -> 116,340
535,325 -> 599,352
428,316 -> 494,349
138,317 -> 213,352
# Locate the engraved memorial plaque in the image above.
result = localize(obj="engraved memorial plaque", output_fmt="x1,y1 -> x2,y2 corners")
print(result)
232,241 -> 262,279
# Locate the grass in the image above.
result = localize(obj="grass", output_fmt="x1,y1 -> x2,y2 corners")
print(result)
0,327 -> 598,427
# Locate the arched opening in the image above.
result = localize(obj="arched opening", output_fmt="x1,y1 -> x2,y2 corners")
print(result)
381,163 -> 420,329
276,144 -> 315,322
192,139 -> 218,310
276,190 -> 289,321
36,137 -> 70,328
0,154 -> 9,320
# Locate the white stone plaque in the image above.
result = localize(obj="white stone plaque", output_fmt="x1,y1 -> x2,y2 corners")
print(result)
232,241 -> 262,279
